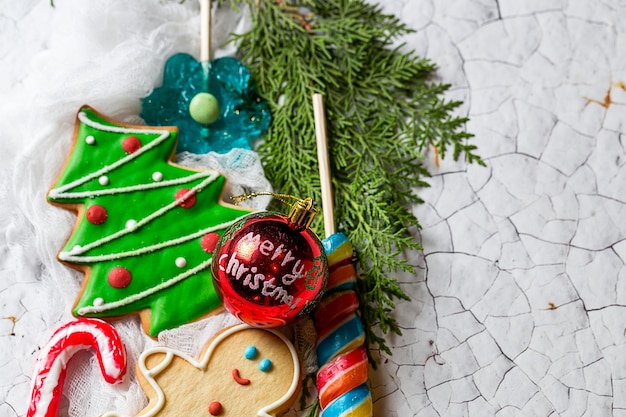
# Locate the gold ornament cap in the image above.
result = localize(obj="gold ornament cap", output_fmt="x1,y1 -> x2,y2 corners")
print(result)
287,197 -> 318,229
231,192 -> 318,229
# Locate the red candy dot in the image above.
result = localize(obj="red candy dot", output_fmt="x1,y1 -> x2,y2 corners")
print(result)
86,205 -> 108,225
122,136 -> 142,154
208,401 -> 223,416
201,233 -> 221,253
175,188 -> 197,209
108,267 -> 132,289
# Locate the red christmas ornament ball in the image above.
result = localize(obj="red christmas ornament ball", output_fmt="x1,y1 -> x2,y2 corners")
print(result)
211,211 -> 328,327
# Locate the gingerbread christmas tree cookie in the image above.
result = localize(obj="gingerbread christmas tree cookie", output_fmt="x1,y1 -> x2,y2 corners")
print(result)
48,106 -> 251,336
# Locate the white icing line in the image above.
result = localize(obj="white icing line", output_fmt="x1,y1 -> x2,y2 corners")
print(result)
76,257 -> 213,315
257,327 -> 301,417
119,324 -> 300,417
48,111 -> 173,199
58,172 -> 221,259
50,171 -> 210,199
146,351 -> 175,377
59,217 -> 238,263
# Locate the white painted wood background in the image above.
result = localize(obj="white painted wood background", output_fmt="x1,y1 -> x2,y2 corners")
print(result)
1,1 -> 625,416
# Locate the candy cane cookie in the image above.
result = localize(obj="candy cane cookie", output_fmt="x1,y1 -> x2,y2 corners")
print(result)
314,233 -> 373,417
27,318 -> 127,417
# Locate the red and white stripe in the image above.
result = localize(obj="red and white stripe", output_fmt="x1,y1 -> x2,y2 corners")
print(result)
27,318 -> 127,417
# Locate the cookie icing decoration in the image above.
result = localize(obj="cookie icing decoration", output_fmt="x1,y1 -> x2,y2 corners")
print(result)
208,401 -> 223,416
47,106 -> 251,336
201,232 -> 220,253
108,266 -> 132,289
175,257 -> 187,268
122,136 -> 142,154
244,345 -> 257,360
259,358 -> 272,372
26,318 -> 127,417
174,188 -> 197,208
231,368 -> 251,385
125,324 -> 300,417
86,204 -> 108,225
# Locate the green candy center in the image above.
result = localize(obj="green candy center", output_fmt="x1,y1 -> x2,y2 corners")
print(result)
189,92 -> 220,124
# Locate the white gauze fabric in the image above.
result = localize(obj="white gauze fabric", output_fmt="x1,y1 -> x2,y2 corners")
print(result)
0,1 -> 275,416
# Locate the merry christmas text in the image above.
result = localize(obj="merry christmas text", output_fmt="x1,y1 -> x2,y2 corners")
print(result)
217,232 -> 308,309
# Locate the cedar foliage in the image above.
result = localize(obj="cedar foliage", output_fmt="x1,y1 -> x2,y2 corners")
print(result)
230,0 -> 484,363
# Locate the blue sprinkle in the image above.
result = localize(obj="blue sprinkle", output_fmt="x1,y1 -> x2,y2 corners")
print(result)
244,345 -> 257,360
259,358 -> 272,372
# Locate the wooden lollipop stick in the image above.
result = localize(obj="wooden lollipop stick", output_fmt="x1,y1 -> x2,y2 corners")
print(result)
200,0 -> 212,62
312,93 -> 336,238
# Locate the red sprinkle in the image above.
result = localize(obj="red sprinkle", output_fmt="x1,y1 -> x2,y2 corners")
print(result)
175,188 -> 197,209
108,267 -> 132,289
208,401 -> 223,415
232,368 -> 250,385
201,233 -> 221,253
86,205 -> 108,225
122,136 -> 142,154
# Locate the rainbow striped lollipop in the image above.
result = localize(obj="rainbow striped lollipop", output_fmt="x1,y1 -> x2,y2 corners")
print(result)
312,94 -> 373,417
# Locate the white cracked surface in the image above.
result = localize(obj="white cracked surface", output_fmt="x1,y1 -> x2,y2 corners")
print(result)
2,0 -> 626,416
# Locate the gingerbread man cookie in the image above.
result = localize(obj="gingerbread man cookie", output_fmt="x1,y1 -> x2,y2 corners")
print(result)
129,324 -> 300,417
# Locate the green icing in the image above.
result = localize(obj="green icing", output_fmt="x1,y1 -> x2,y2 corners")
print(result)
48,106 -> 251,336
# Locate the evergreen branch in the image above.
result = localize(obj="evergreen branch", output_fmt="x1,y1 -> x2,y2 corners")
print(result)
304,399 -> 320,417
230,0 -> 483,365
